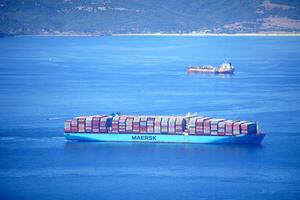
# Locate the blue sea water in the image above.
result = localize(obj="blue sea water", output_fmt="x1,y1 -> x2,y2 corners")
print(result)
0,36 -> 300,200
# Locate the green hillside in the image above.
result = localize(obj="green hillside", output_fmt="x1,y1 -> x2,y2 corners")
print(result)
1,0 -> 300,35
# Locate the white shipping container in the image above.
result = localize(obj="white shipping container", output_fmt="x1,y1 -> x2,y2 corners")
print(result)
168,117 -> 176,127
133,116 -> 141,123
161,117 -> 169,126
85,116 -> 93,126
176,117 -> 183,125
64,121 -> 71,131
210,131 -> 218,135
154,116 -> 162,124
154,127 -> 161,133
126,118 -> 133,125
189,117 -> 197,127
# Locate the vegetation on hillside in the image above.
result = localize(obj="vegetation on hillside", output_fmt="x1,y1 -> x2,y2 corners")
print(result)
1,0 -> 300,35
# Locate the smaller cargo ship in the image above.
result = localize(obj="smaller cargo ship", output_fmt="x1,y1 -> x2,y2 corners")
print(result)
64,113 -> 265,144
188,62 -> 235,74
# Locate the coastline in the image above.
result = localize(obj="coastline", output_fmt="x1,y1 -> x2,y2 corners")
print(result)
111,33 -> 300,37
9,32 -> 300,37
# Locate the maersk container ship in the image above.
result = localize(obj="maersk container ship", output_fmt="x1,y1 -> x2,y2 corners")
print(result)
64,114 -> 265,144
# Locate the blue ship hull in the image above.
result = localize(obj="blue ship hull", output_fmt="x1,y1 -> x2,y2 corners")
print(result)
64,133 -> 265,144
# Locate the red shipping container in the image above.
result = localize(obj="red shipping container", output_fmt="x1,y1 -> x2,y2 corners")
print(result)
217,126 -> 225,135
218,131 -> 225,136
203,118 -> 211,125
210,119 -> 225,130
133,116 -> 140,133
92,116 -> 100,133
225,120 -> 236,135
78,117 -> 86,133
147,126 -> 154,133
196,117 -> 211,126
140,128 -> 147,133
233,121 -> 247,135
203,119 -> 212,134
71,118 -> 78,132
176,126 -> 183,132
217,121 -> 226,135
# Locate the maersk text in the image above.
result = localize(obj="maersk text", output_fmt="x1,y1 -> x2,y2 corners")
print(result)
132,135 -> 157,141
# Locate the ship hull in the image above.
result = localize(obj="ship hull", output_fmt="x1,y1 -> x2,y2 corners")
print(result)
188,69 -> 234,74
64,133 -> 265,144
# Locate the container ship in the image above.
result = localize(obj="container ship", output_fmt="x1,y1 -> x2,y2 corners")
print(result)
64,114 -> 265,144
187,62 -> 235,74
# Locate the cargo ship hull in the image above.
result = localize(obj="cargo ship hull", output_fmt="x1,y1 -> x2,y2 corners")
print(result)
64,133 -> 265,144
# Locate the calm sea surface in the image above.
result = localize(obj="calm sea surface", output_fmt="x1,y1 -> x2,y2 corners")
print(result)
0,36 -> 300,200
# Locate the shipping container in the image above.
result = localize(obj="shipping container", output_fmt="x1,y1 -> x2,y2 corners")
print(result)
111,116 -> 120,133
218,121 -> 226,128
133,116 -> 141,133
139,116 -> 147,133
168,117 -> 176,134
217,120 -> 226,135
175,117 -> 186,134
146,117 -> 155,133
189,127 -> 196,135
118,116 -> 127,133
154,116 -> 162,133
64,120 -> 72,132
210,119 -> 225,130
85,116 -> 93,132
224,120 -> 235,135
78,117 -> 86,133
195,117 -> 211,134
125,117 -> 134,132
241,122 -> 257,134
161,117 -> 169,133
189,117 -> 197,127
203,118 -> 212,135
118,116 -> 126,132
233,121 -> 247,135
91,116 -> 101,133
210,119 -> 225,135
71,118 -> 78,132
188,117 -> 197,134
99,116 -> 110,133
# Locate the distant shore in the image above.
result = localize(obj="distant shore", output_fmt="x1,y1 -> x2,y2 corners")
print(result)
11,33 -> 300,37
112,33 -> 300,37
